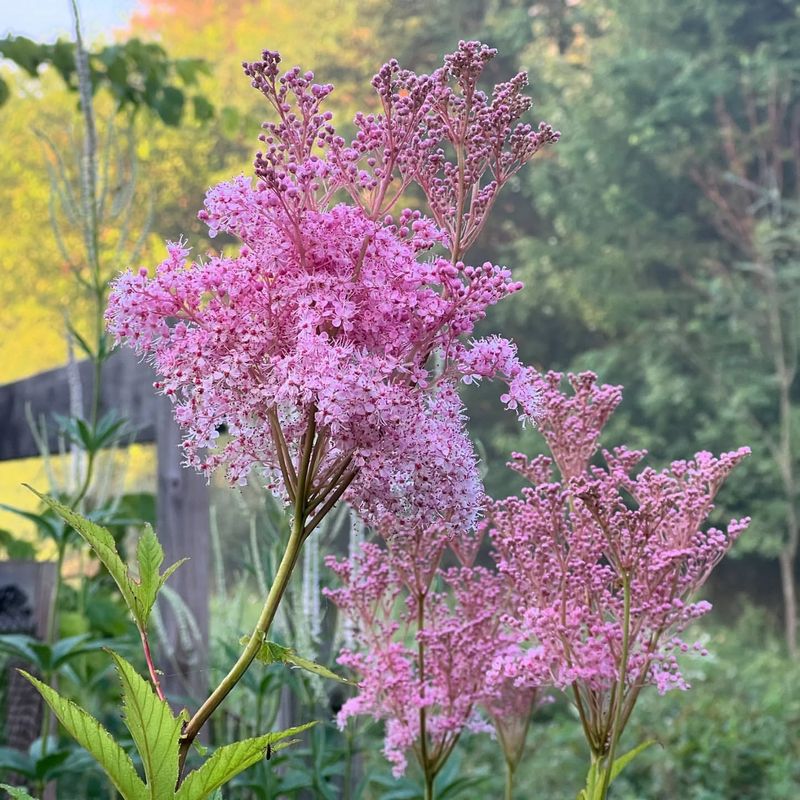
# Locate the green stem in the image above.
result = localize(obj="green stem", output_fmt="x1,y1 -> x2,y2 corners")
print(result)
598,574 -> 632,799
139,625 -> 166,701
38,536 -> 67,770
44,539 -> 67,652
178,511 -> 305,773
417,592 -> 435,799
177,412 -> 317,776
583,751 -> 601,800
343,727 -> 352,800
423,770 -> 435,800
504,758 -> 515,800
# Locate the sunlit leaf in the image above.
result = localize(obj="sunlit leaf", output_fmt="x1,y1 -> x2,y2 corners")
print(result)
109,651 -> 183,799
21,671 -> 147,800
244,637 -> 354,685
175,723 -> 315,800
0,784 -> 40,800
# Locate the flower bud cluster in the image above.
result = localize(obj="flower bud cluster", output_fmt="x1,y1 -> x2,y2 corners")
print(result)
328,372 -> 749,772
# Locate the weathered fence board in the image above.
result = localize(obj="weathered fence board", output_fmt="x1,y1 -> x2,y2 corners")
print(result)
0,349 -> 158,460
156,396 -> 210,702
0,561 -> 57,799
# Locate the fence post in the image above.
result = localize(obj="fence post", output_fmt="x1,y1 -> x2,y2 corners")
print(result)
156,395 -> 211,708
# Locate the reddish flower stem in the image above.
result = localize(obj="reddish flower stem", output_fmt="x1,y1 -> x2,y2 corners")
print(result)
139,625 -> 166,702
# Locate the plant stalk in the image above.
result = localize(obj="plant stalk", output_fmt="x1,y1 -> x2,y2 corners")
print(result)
598,573 -> 632,798
178,512 -> 305,773
504,758 -> 515,800
178,411 -> 317,775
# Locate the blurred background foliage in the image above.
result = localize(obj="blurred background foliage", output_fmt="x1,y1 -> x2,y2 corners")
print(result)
1,0 -> 799,797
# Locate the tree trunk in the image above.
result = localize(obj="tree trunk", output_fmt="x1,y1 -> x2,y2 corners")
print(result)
779,548 -> 798,657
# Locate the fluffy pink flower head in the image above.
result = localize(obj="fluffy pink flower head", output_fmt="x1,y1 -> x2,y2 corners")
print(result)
106,43 -> 557,535
486,372 -> 750,755
325,525 -> 511,777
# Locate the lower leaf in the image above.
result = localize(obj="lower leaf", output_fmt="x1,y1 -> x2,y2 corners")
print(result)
175,722 -> 315,800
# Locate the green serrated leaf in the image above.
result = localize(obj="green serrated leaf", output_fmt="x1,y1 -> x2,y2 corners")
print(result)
0,784 -> 39,800
175,723 -> 315,800
20,671 -> 147,800
283,652 -> 354,685
136,525 -> 164,626
109,651 -> 183,799
160,558 -> 189,591
27,488 -> 139,614
609,739 -> 657,784
26,487 -> 182,631
244,637 -> 292,665
244,637 -> 353,685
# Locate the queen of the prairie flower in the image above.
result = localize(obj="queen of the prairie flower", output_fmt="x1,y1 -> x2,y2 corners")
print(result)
486,371 -> 750,784
106,42 -> 558,536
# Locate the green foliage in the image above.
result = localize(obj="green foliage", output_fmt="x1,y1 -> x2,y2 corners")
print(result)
0,785 -> 39,800
365,752 -> 491,799
0,634 -> 109,684
488,618 -> 800,799
176,723 -> 314,800
22,652 -> 315,800
53,411 -> 128,455
0,36 -> 214,125
110,651 -> 184,798
245,636 -> 354,685
0,739 -> 89,788
0,528 -> 36,559
578,740 -> 656,800
27,488 -> 186,630
0,501 -> 70,547
22,669 -> 147,800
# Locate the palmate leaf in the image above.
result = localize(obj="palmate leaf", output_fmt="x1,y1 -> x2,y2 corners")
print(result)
175,722 -> 316,800
26,488 -> 185,629
135,525 -> 188,627
136,526 -> 163,619
27,488 -> 137,611
109,651 -> 184,799
244,637 -> 354,685
23,651 -> 313,800
20,672 -> 147,800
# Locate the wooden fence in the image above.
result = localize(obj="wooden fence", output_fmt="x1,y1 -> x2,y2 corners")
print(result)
0,349 -> 210,703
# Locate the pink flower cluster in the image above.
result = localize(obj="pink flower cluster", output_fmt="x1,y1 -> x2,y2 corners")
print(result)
324,525 -> 511,776
486,372 -> 750,752
328,372 -> 749,773
105,42 -> 558,533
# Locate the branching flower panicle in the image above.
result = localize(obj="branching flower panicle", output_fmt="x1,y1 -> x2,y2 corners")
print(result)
325,523 -> 513,779
486,371 -> 750,761
106,42 -> 557,537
